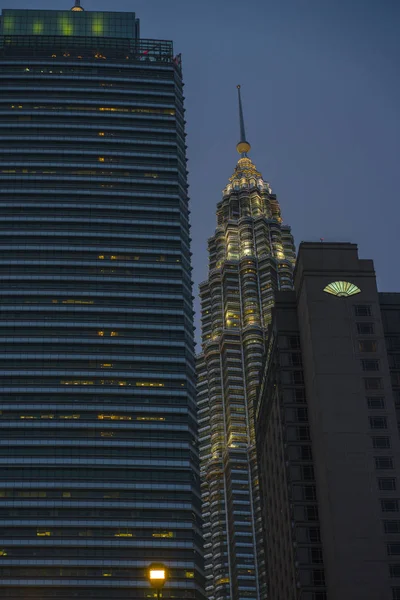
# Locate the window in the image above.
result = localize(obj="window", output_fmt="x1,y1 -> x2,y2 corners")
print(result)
357,322 -> 374,334
376,457 -> 394,470
388,545 -> 400,556
379,478 -> 396,491
302,465 -> 315,481
304,486 -> 317,501
359,340 -> 377,352
297,408 -> 308,422
365,378 -> 383,390
306,506 -> 319,521
382,499 -> 399,512
295,388 -> 306,403
369,416 -> 388,429
312,569 -> 326,586
300,445 -> 313,460
367,397 -> 385,409
308,527 -> 321,543
297,426 -> 310,441
373,437 -> 391,449
362,359 -> 380,371
385,521 -> 400,534
289,336 -> 301,349
355,305 -> 372,317
392,587 -> 400,599
311,548 -> 323,564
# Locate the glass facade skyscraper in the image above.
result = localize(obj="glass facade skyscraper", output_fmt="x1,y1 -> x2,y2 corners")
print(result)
197,90 -> 296,600
0,6 -> 204,600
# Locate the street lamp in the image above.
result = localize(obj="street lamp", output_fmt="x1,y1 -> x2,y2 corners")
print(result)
147,563 -> 168,600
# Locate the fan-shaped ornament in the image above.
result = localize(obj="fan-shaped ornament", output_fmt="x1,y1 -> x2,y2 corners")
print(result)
323,281 -> 361,297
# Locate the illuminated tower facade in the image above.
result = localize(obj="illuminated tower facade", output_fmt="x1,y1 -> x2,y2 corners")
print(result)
197,87 -> 296,600
0,5 -> 204,600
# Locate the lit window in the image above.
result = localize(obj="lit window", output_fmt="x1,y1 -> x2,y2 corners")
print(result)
97,414 -> 132,421
152,531 -> 174,538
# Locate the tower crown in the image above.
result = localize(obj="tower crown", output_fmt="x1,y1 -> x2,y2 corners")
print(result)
71,0 -> 84,11
236,85 -> 251,156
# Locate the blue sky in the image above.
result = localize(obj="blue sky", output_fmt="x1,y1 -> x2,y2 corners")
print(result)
7,0 -> 400,340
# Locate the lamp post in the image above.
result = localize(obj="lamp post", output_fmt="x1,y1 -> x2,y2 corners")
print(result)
147,563 -> 167,600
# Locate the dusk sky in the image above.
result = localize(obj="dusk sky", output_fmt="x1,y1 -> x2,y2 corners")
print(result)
8,0 -> 400,342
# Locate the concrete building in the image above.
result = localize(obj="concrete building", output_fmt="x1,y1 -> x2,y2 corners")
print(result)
256,242 -> 400,600
0,4 -> 204,599
197,87 -> 296,600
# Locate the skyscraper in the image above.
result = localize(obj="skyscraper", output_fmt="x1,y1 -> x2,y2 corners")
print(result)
256,242 -> 400,600
0,5 -> 204,599
197,88 -> 296,600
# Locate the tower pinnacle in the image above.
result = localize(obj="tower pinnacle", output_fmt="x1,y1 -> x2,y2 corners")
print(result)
236,85 -> 251,156
71,0 -> 84,11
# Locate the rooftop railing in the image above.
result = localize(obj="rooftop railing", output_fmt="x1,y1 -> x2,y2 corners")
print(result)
0,35 -> 181,71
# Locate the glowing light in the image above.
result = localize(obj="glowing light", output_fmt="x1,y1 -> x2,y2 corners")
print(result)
149,569 -> 166,581
32,21 -> 43,34
3,16 -> 14,32
92,16 -> 104,35
59,16 -> 73,36
323,281 -> 361,297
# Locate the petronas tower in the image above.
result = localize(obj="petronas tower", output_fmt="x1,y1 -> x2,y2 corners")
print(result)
197,87 -> 296,600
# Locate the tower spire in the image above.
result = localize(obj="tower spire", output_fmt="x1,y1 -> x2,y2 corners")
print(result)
71,0 -> 84,11
236,85 -> 251,156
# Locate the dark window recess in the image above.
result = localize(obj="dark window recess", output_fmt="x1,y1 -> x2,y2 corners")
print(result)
295,388 -> 306,403
375,456 -> 394,470
359,340 -> 377,352
289,336 -> 301,349
304,486 -> 317,502
311,548 -> 324,564
306,506 -> 319,521
393,587 -> 400,599
300,445 -> 313,460
355,305 -> 372,317
379,478 -> 397,491
365,378 -> 383,390
361,358 -> 379,371
373,437 -> 391,449
293,371 -> 304,385
308,527 -> 321,543
297,426 -> 310,441
312,569 -> 326,586
296,408 -> 308,422
357,322 -> 375,335
291,353 -> 302,366
369,416 -> 388,429
313,594 -> 327,600
388,545 -> 400,556
382,500 -> 399,512
362,359 -> 380,371
367,397 -> 385,409
302,466 -> 315,481
385,521 -> 400,534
